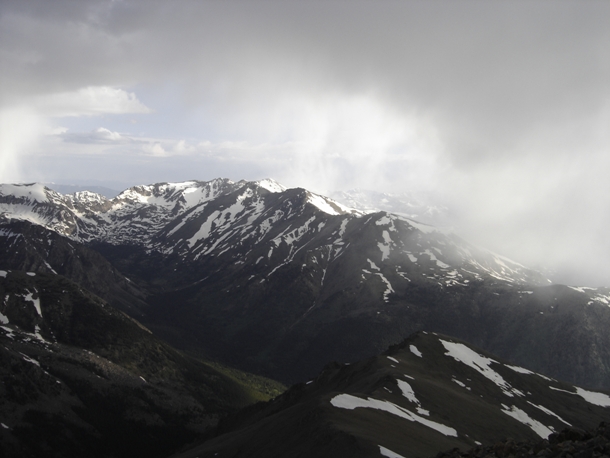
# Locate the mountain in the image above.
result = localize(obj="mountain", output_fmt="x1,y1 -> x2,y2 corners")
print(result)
171,331 -> 610,458
0,218 -> 149,317
44,183 -> 122,199
0,269 -> 284,458
328,188 -> 453,227
2,180 -> 610,389
437,423 -> 610,458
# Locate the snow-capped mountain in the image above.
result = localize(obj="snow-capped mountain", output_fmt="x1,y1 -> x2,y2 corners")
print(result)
0,180 -> 547,287
0,179 -> 245,242
175,331 -> 610,458
2,179 -> 610,389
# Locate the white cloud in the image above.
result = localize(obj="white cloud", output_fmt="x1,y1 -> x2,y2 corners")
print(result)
0,107 -> 46,182
34,86 -> 151,117
0,86 -> 150,182
60,127 -> 123,144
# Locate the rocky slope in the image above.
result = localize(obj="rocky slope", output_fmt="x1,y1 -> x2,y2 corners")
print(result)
437,423 -> 610,458
0,219 -> 148,317
171,332 -> 610,458
0,269 -> 284,458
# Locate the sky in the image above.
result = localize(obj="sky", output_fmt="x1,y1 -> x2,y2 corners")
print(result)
1,0 -> 609,286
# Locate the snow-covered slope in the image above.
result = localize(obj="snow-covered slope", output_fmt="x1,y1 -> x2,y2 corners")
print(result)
0,179 -> 257,242
0,179 -> 543,287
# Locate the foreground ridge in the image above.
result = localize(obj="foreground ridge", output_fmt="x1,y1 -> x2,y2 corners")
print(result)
172,332 -> 610,458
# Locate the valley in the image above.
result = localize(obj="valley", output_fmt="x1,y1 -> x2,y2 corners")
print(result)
1,178 -> 609,457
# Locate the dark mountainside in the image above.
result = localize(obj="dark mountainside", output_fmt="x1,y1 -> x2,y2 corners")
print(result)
171,332 -> 610,458
1,179 -> 610,457
0,219 -> 149,317
0,270 -> 283,458
2,180 -> 607,386
436,423 -> 610,458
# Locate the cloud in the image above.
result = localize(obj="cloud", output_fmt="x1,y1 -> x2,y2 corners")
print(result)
0,85 -> 150,183
60,126 -> 122,144
0,106 -> 46,182
2,0 -> 610,285
34,86 -> 151,117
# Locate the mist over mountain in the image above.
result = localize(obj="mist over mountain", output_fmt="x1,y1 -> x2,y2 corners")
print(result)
328,188 -> 453,228
3,2 -> 610,456
39,179 -> 602,287
1,178 -> 609,385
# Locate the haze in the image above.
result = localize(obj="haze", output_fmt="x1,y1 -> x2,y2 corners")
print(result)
1,0 -> 609,286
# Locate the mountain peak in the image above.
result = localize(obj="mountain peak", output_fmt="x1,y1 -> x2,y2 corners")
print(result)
252,178 -> 286,193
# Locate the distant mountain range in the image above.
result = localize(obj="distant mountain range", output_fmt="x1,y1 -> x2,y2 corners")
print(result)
43,183 -> 122,199
1,178 -> 610,456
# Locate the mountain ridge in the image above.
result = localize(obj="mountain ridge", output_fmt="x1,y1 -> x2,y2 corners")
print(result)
2,178 -> 610,390
171,331 -> 610,458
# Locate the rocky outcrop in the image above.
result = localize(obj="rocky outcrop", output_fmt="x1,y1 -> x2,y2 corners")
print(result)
436,423 -> 610,458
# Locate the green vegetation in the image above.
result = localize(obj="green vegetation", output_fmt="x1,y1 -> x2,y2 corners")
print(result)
206,361 -> 286,402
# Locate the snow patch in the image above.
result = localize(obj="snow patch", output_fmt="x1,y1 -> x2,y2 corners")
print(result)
424,249 -> 450,269
1,183 -> 50,203
397,379 -> 419,405
505,364 -> 534,375
441,339 -> 521,397
20,352 -> 40,367
255,178 -> 286,193
575,387 -> 610,407
451,378 -> 471,391
338,219 -> 349,237
526,401 -> 571,426
331,394 -> 457,437
375,215 -> 393,226
307,193 -> 342,215
378,236 -> 391,261
24,291 -> 42,317
500,404 -> 553,438
375,272 -> 395,302
410,345 -> 422,358
549,385 -> 610,407
1,326 -> 15,339
379,445 -> 406,458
